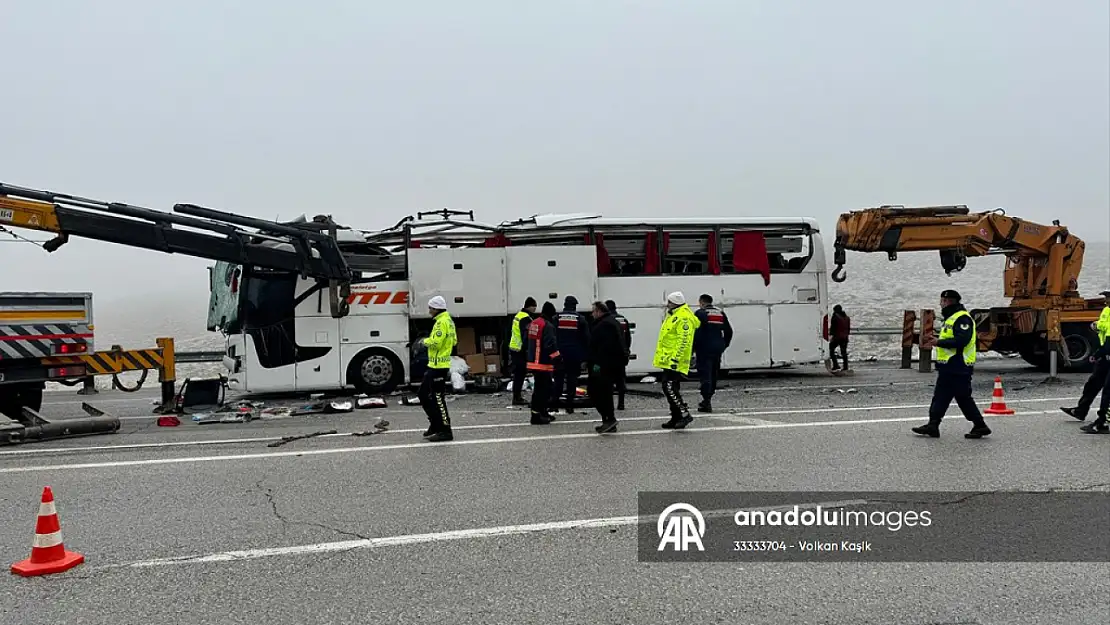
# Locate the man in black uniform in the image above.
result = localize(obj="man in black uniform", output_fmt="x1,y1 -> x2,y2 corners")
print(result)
1061,290 -> 1110,422
605,299 -> 632,411
693,294 -> 733,413
1079,336 -> 1110,434
588,301 -> 626,433
552,295 -> 590,414
912,289 -> 992,439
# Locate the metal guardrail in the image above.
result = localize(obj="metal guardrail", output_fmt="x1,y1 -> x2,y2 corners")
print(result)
176,350 -> 225,363
173,327 -> 910,363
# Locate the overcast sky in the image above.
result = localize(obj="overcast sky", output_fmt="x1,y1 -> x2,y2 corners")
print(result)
2,0 -> 1107,305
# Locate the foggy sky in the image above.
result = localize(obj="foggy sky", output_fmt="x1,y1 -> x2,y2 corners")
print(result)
2,0 -> 1108,307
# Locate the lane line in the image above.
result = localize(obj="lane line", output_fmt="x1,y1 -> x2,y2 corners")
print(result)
0,408 -> 1065,474
0,397 -> 1072,458
119,499 -> 868,568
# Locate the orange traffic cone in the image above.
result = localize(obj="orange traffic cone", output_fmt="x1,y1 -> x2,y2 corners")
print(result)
11,487 -> 85,577
984,376 -> 1015,415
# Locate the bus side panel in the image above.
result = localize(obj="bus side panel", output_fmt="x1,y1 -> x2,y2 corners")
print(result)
770,304 -> 824,365
721,305 -> 772,369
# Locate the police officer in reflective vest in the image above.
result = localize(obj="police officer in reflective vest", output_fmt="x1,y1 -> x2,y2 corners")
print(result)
1078,322 -> 1110,434
693,294 -> 733,413
654,291 -> 701,429
912,290 -> 992,439
553,295 -> 591,413
508,297 -> 537,406
419,296 -> 457,442
527,302 -> 562,425
1061,289 -> 1110,424
605,299 -> 632,411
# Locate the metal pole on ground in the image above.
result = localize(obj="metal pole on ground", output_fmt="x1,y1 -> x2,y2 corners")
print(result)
1043,309 -> 1063,385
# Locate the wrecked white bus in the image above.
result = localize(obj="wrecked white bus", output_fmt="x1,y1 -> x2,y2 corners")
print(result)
207,211 -> 830,395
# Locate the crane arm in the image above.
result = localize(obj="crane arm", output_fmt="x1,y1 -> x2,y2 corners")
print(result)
830,205 -> 1085,300
0,182 -> 354,282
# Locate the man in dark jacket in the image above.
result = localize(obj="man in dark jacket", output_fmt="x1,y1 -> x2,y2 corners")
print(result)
527,302 -> 562,425
553,295 -> 591,414
1079,333 -> 1110,434
605,299 -> 632,410
693,294 -> 733,413
829,304 -> 850,371
588,301 -> 626,433
1061,290 -> 1110,423
912,290 -> 992,439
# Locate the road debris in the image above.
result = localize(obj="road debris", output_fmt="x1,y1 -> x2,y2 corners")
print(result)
266,430 -> 338,448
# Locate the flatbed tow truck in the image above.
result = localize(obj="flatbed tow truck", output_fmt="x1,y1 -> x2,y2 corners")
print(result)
0,181 -> 361,444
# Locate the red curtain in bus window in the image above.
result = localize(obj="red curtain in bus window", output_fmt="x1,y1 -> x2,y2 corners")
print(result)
483,233 -> 511,247
643,232 -> 671,274
707,232 -> 722,275
409,240 -> 422,248
644,232 -> 659,274
732,231 -> 771,285
585,233 -> 611,275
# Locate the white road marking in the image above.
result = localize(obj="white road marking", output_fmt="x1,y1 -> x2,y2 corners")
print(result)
120,499 -> 868,568
0,397 -> 1070,458
0,405 -> 1066,474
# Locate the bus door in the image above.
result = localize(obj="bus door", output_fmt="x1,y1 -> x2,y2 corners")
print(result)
292,279 -> 343,392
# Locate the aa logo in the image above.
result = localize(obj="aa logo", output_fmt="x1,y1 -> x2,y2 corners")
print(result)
656,503 -> 706,552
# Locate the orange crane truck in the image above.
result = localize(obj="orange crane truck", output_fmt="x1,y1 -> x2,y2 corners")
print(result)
830,204 -> 1104,373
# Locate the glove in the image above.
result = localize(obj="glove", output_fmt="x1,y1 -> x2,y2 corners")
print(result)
592,364 -> 601,374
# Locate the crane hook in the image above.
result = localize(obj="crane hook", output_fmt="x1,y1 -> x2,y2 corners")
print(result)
831,264 -> 847,283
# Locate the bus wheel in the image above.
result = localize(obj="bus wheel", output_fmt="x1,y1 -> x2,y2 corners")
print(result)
348,348 -> 404,395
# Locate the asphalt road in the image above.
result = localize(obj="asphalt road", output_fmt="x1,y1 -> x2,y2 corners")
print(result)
2,361 -> 1107,625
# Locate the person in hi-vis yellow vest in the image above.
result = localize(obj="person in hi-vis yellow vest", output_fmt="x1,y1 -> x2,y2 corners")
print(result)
912,289 -> 992,440
1066,289 -> 1110,432
419,296 -> 457,442
507,297 -> 537,406
653,291 -> 700,430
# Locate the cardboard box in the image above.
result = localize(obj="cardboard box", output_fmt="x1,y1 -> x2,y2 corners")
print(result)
483,354 -> 501,375
480,335 -> 499,355
465,354 -> 486,374
456,327 -> 477,355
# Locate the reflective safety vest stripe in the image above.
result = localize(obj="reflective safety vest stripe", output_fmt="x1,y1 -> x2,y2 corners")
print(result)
509,311 -> 530,351
424,312 -> 457,369
935,309 -> 977,365
1097,306 -> 1110,346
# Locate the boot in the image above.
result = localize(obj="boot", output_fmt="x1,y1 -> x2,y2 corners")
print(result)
512,396 -> 528,407
617,396 -> 625,411
965,422 -> 992,439
1061,406 -> 1086,421
661,414 -> 681,429
595,419 -> 618,434
698,399 -> 712,413
426,428 -> 453,442
530,413 -> 553,425
1079,412 -> 1108,434
675,409 -> 694,429
912,420 -> 941,438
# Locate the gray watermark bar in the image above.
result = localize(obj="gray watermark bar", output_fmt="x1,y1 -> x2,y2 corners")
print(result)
638,491 -> 1110,563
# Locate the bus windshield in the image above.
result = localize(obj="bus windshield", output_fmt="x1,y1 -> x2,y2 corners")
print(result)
207,261 -> 243,334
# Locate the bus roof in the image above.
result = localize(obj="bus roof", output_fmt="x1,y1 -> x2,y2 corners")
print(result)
519,213 -> 821,230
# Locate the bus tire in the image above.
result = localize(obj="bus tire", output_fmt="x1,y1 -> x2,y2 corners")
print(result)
348,347 -> 405,395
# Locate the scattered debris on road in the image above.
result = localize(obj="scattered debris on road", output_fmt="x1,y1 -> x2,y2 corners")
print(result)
267,430 -> 338,448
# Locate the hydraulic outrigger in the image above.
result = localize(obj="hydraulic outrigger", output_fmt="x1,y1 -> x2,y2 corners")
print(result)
0,181 -> 365,444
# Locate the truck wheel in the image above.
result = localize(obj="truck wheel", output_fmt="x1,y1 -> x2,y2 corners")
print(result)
348,348 -> 405,395
1062,322 -> 1097,373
